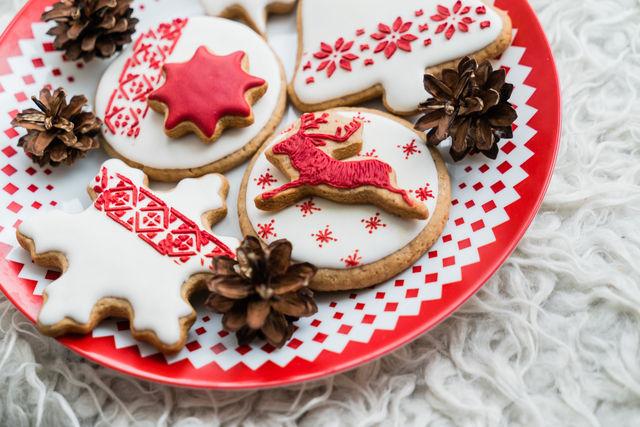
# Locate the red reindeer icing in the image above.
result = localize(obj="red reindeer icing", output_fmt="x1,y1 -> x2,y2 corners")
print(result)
261,113 -> 414,206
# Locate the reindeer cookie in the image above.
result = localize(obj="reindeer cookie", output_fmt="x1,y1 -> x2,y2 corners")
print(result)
255,113 -> 428,220
239,108 -> 451,291
94,16 -> 287,181
200,0 -> 297,38
289,0 -> 512,115
16,159 -> 240,355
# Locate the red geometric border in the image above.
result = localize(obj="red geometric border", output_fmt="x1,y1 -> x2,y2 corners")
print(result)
0,0 -> 561,389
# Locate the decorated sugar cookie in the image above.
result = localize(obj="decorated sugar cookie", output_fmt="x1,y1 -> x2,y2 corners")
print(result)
288,0 -> 512,115
200,0 -> 297,37
94,16 -> 287,182
16,159 -> 240,355
255,112 -> 429,220
147,46 -> 268,143
239,108 -> 451,291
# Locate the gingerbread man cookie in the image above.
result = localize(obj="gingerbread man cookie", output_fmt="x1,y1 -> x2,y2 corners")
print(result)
239,108 -> 451,291
199,0 -> 297,38
147,46 -> 268,143
288,0 -> 512,116
255,112 -> 429,220
17,159 -> 240,355
94,16 -> 287,181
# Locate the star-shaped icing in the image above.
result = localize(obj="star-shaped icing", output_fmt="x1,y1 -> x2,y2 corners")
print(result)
148,46 -> 268,143
17,159 -> 240,355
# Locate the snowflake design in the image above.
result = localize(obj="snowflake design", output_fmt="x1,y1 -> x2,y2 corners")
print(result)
341,250 -> 362,268
354,114 -> 371,123
398,139 -> 422,159
361,213 -> 387,234
254,169 -> 277,190
370,17 -> 418,59
415,184 -> 435,201
257,219 -> 277,239
314,38 -> 359,77
312,226 -> 337,248
431,1 -> 479,40
357,148 -> 378,158
296,198 -> 322,217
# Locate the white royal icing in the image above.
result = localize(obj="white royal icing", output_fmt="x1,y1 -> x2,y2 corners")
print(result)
20,159 -> 240,346
94,16 -> 283,170
245,110 -> 440,269
199,0 -> 297,34
292,0 -> 504,113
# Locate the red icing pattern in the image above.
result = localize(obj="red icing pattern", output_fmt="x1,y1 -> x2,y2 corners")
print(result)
312,226 -> 337,247
261,113 -> 413,206
147,47 -> 266,138
362,213 -> 387,234
104,19 -> 188,138
313,38 -> 359,77
370,17 -> 418,58
92,166 -> 235,263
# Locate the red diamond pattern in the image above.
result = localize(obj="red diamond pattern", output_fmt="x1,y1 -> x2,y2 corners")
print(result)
210,343 -> 226,354
310,319 -> 321,327
355,303 -> 365,310
195,327 -> 206,335
501,141 -> 516,154
473,182 -> 484,191
482,201 -> 497,213
116,320 -> 130,331
22,75 -> 35,85
497,161 -> 512,174
43,42 -> 54,52
458,238 -> 471,250
329,302 -> 337,308
333,312 -> 344,320
185,341 -> 202,352
395,279 -> 404,286
479,164 -> 490,173
375,292 -> 385,299
7,202 -> 22,213
261,343 -> 276,354
218,330 -> 229,338
32,58 -> 44,68
3,183 -> 18,195
428,251 -> 437,258
454,218 -> 464,226
338,325 -> 352,335
45,270 -> 60,280
406,289 -> 419,298
491,181 -> 506,193
313,333 -> 328,343
465,200 -> 475,209
287,338 -> 303,349
235,345 -> 252,355
442,235 -> 452,242
2,146 -> 17,157
362,315 -> 376,324
443,256 -> 456,267
471,219 -> 485,232
4,128 -> 18,139
202,316 -> 210,322
25,167 -> 36,176
384,302 -> 398,312
14,92 -> 27,102
412,266 -> 422,273
425,273 -> 438,283
31,202 -> 42,209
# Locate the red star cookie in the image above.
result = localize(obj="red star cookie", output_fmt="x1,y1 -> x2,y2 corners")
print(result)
148,46 -> 268,143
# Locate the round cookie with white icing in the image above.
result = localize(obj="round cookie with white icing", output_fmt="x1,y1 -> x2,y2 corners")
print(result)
288,0 -> 512,116
238,108 -> 451,291
200,0 -> 297,38
16,159 -> 240,355
94,16 -> 287,182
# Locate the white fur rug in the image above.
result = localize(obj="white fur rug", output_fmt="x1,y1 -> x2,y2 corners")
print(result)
2,0 -> 640,425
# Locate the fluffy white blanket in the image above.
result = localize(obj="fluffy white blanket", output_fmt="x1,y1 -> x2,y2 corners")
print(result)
1,0 -> 640,425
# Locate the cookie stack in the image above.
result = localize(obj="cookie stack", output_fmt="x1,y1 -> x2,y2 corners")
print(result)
12,0 -> 515,353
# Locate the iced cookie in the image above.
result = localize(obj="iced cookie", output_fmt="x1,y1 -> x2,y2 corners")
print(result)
17,159 -> 240,355
94,16 -> 287,181
239,108 -> 451,291
147,46 -> 268,143
288,0 -> 512,116
199,0 -> 297,38
254,112 -> 429,220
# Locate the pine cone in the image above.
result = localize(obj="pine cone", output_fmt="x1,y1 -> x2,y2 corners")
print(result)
41,0 -> 139,62
415,56 -> 518,162
11,87 -> 102,167
206,236 -> 318,349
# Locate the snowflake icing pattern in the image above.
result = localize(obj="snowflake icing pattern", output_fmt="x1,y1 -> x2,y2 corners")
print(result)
431,1 -> 488,40
341,250 -> 362,268
398,139 -> 421,159
370,17 -> 418,59
415,184 -> 435,201
257,219 -> 277,239
296,198 -> 321,217
254,169 -> 277,189
312,226 -> 337,248
357,148 -> 378,158
361,213 -> 387,234
314,37 -> 359,77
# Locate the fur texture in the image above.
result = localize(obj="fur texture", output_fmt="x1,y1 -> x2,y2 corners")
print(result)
1,0 -> 640,425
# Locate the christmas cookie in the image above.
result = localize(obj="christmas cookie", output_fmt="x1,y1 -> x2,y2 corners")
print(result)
239,108 -> 451,291
199,0 -> 297,38
288,0 -> 512,116
254,112 -> 429,220
16,159 -> 240,355
147,46 -> 268,143
94,16 -> 287,181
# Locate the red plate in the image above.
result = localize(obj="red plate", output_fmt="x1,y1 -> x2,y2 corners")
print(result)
0,0 -> 560,388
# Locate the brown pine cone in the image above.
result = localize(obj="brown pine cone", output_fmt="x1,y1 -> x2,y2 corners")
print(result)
41,0 -> 139,62
11,87 -> 102,167
206,236 -> 318,349
415,56 -> 518,162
